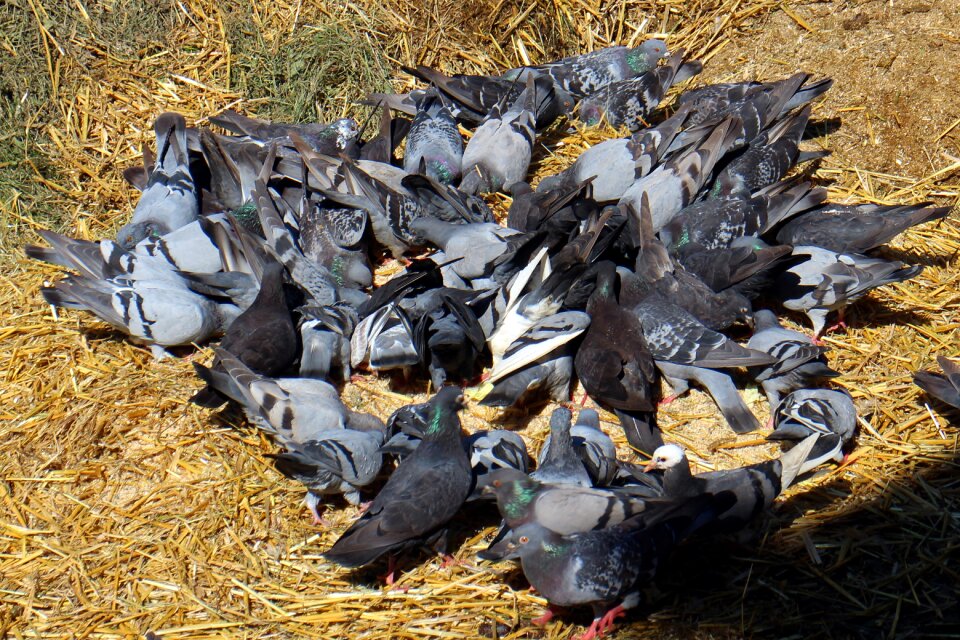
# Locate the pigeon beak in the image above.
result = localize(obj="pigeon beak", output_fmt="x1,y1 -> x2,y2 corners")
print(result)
643,461 -> 658,473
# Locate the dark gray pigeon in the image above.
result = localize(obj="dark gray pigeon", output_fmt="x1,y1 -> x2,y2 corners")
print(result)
412,289 -> 487,388
775,202 -> 950,254
404,88 -> 464,184
500,492 -> 730,639
778,246 -> 923,337
459,75 -> 538,194
324,387 -> 472,569
914,356 -> 960,410
578,50 -> 701,130
504,40 -> 668,100
747,309 -> 839,410
769,389 -> 857,463
191,261 -> 298,408
531,407 -> 593,487
117,112 -> 199,249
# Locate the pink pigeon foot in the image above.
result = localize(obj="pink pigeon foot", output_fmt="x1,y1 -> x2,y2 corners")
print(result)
574,618 -> 604,640
358,501 -> 372,514
439,554 -> 460,569
531,605 -> 557,626
658,394 -> 679,407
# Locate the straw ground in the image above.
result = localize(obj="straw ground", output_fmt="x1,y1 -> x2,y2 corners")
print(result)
1,0 -> 958,638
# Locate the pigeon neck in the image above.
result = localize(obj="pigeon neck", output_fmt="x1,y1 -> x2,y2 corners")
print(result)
255,265 -> 285,307
498,482 -> 538,525
663,458 -> 698,496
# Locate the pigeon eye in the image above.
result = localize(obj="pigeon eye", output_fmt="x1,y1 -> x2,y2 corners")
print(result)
492,480 -> 502,488
518,536 -> 529,544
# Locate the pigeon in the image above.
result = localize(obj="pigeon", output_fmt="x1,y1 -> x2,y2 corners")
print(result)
350,303 -> 420,373
501,492 -> 731,640
193,347 -> 383,443
712,105 -> 828,197
479,468 -> 655,561
575,261 -> 660,452
777,246 -> 924,337
914,356 -> 960,410
209,108 -> 359,155
659,179 -> 827,253
747,309 -> 839,410
463,430 -> 531,499
504,40 -> 669,100
191,261 -> 298,408
768,389 -> 857,463
270,422 -> 387,521
40,273 -> 240,359
775,202 -> 951,254
674,241 -> 793,299
643,434 -> 824,533
404,88 -> 464,184
578,50 -> 701,130
459,75 -> 538,194
408,217 -> 528,284
535,105 -> 689,202
412,289 -> 487,388
298,303 -> 358,381
565,409 -> 619,487
298,203 -> 373,291
619,116 -> 741,233
324,387 -> 472,569
531,407 -> 593,487
478,350 -> 580,409
117,113 -> 199,249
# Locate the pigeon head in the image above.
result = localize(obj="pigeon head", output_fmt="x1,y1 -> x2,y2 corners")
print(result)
484,469 -> 539,519
644,444 -> 685,472
116,220 -> 169,250
630,40 -> 669,72
329,118 -> 360,149
751,309 -> 781,332
575,408 -> 601,430
503,522 -> 566,560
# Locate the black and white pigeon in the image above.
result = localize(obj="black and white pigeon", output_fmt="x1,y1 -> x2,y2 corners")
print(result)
768,389 -> 857,463
193,347 -> 384,443
191,261 -> 298,408
117,112 -> 199,249
643,433 -> 823,532
535,105 -> 689,202
565,409 -> 618,487
747,309 -> 839,410
324,387 -> 472,569
777,245 -> 923,337
914,356 -> 960,410
463,430 -> 530,499
775,202 -> 950,254
404,88 -> 464,184
459,75 -> 538,194
531,407 -> 593,487
578,50 -> 701,130
501,492 -> 731,640
504,40 -> 669,101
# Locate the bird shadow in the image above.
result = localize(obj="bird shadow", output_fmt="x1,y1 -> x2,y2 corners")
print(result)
871,244 -> 958,270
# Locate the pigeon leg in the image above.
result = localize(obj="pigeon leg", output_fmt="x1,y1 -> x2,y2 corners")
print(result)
574,617 -> 605,640
658,394 -> 679,406
358,500 -> 372,514
439,554 -> 460,569
383,555 -> 399,586
597,604 -> 627,635
531,605 -> 558,626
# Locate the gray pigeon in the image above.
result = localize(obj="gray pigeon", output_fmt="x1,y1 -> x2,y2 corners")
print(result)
769,388 -> 857,463
299,203 -> 373,291
323,387 -> 472,569
270,423 -> 386,522
40,273 -> 239,359
567,409 -> 618,486
298,303 -> 358,381
747,309 -> 839,410
777,246 -> 923,337
209,108 -> 359,155
578,50 -> 701,130
535,103 -> 690,201
531,407 -> 593,487
408,217 -> 528,283
619,116 -> 741,232
644,433 -> 825,531
477,351 -> 579,409
117,112 -> 199,249
504,40 -> 669,100
775,202 -> 950,255
463,430 -> 530,499
459,75 -> 538,194
193,347 -> 383,443
404,88 -> 464,184
479,468 -> 653,560
914,356 -> 960,410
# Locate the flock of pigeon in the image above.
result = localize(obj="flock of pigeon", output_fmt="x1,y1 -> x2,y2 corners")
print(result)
27,39 -> 957,639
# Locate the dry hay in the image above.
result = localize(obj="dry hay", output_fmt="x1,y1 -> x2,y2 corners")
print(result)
2,0 -> 959,638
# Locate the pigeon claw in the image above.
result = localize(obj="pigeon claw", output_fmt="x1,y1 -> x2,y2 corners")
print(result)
576,605 -> 625,640
658,394 -> 679,407
531,605 -> 557,626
